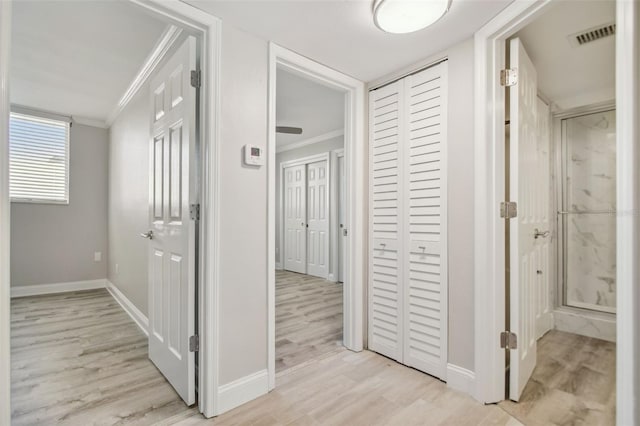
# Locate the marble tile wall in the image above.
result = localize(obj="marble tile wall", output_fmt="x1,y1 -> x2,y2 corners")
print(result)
563,109 -> 616,313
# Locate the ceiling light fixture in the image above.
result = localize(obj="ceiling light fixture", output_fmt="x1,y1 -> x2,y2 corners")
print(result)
373,0 -> 451,34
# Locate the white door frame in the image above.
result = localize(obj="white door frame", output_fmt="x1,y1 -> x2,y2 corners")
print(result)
0,0 -> 224,419
280,152 -> 330,277
474,1 -> 640,422
331,148 -> 345,283
268,43 -> 366,390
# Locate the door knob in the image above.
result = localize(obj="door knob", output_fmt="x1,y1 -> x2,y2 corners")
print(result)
534,228 -> 549,239
140,230 -> 154,240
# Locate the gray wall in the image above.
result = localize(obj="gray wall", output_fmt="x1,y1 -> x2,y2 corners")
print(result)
10,123 -> 108,286
107,84 -> 150,315
275,136 -> 344,268
217,23 -> 269,386
445,39 -> 475,371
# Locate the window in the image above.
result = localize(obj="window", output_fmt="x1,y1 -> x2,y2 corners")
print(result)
9,112 -> 70,204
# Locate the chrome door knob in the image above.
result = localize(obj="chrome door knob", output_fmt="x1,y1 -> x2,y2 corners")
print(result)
140,230 -> 154,240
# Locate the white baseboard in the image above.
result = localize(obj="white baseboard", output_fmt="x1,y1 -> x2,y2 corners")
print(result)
553,308 -> 616,342
11,279 -> 106,298
106,280 -> 149,336
328,273 -> 337,282
446,363 -> 476,396
217,369 -> 269,415
275,262 -> 283,270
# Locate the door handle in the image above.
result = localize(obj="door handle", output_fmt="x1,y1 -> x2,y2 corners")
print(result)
140,230 -> 154,240
534,228 -> 549,239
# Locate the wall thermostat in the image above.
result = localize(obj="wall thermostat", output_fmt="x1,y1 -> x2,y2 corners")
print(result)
243,144 -> 264,166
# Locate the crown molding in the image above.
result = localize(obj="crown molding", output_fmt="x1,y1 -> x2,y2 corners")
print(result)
276,128 -> 344,154
106,24 -> 183,127
72,116 -> 108,129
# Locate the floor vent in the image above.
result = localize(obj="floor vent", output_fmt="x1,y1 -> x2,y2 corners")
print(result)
569,23 -> 616,47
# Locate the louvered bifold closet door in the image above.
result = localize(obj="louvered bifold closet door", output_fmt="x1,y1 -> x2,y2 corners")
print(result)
368,80 -> 404,362
402,62 -> 448,379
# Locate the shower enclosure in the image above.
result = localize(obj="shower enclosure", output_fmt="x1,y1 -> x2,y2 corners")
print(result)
559,109 -> 616,314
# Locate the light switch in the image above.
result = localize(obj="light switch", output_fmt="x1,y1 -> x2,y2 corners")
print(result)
94,251 -> 102,262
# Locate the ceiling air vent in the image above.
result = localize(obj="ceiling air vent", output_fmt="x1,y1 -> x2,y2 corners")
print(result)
568,23 -> 616,47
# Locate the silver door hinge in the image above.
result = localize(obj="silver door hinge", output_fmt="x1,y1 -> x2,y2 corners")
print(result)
189,335 -> 199,352
190,70 -> 201,88
500,68 -> 518,87
500,331 -> 518,349
500,201 -> 518,219
190,204 -> 200,221
343,228 -> 348,237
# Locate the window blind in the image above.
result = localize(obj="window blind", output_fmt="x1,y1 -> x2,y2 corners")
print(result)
9,112 -> 70,204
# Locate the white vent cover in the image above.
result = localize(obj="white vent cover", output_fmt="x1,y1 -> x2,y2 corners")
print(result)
568,23 -> 616,47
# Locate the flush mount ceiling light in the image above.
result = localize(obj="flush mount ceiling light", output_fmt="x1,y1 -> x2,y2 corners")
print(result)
373,0 -> 451,34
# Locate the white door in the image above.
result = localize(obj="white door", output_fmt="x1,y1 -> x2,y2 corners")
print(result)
306,160 -> 329,278
402,62 -> 448,379
337,154 -> 345,283
509,37 -> 546,401
146,36 -> 197,405
535,98 -> 553,340
284,164 -> 307,273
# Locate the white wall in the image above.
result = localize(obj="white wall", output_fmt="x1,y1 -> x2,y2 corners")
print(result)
275,135 -> 344,274
10,123 -> 108,287
107,84 -> 150,315
217,22 -> 270,386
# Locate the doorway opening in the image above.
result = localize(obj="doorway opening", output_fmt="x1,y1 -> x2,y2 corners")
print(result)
4,0 -> 221,421
275,67 -> 346,372
499,1 -> 616,424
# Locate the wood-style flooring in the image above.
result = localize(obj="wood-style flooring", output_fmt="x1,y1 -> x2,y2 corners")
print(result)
11,290 -> 189,425
499,330 -> 616,426
275,271 -> 343,373
11,288 -> 616,425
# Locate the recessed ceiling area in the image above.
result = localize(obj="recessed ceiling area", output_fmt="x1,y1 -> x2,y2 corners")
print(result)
187,0 -> 512,82
11,0 -> 168,123
514,0 -> 615,111
276,69 -> 345,149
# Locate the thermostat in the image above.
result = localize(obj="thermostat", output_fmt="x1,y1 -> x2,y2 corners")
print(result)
243,144 -> 264,166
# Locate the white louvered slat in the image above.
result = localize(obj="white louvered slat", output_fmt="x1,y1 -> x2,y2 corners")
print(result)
368,62 -> 447,380
9,113 -> 69,203
403,63 -> 448,379
368,80 -> 403,361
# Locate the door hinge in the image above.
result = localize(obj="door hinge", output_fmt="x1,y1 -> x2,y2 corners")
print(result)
500,201 -> 518,219
343,228 -> 348,237
189,335 -> 199,352
500,68 -> 518,87
190,70 -> 201,88
190,204 -> 200,221
500,331 -> 518,349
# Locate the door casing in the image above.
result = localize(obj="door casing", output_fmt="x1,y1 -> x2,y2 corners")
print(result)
267,43 -> 367,391
474,2 -> 639,423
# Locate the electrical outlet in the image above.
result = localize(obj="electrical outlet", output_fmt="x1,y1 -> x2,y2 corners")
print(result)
94,251 -> 102,262
115,263 -> 119,274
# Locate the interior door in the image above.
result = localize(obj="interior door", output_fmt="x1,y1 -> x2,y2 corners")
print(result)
284,164 -> 307,273
509,37 -> 545,401
337,154 -> 345,283
146,36 -> 197,405
306,160 -> 329,278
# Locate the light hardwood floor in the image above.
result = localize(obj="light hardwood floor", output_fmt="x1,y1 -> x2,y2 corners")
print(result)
275,270 -> 343,372
11,288 -> 615,425
11,290 -> 190,425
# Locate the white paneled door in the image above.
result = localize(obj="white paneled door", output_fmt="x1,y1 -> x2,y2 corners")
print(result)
338,154 -> 346,283
368,62 -> 448,380
306,160 -> 329,278
146,36 -> 197,405
284,164 -> 307,274
509,37 -> 549,401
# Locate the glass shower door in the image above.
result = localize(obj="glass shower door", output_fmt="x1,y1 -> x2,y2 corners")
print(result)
561,109 -> 616,313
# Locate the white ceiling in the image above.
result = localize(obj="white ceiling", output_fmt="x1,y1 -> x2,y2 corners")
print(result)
187,0 -> 512,82
11,0 -> 168,124
276,68 -> 345,147
515,0 -> 615,110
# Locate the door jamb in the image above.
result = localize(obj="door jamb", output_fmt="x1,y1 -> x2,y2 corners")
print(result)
474,2 -> 639,421
268,43 -> 366,390
331,148 -> 345,283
